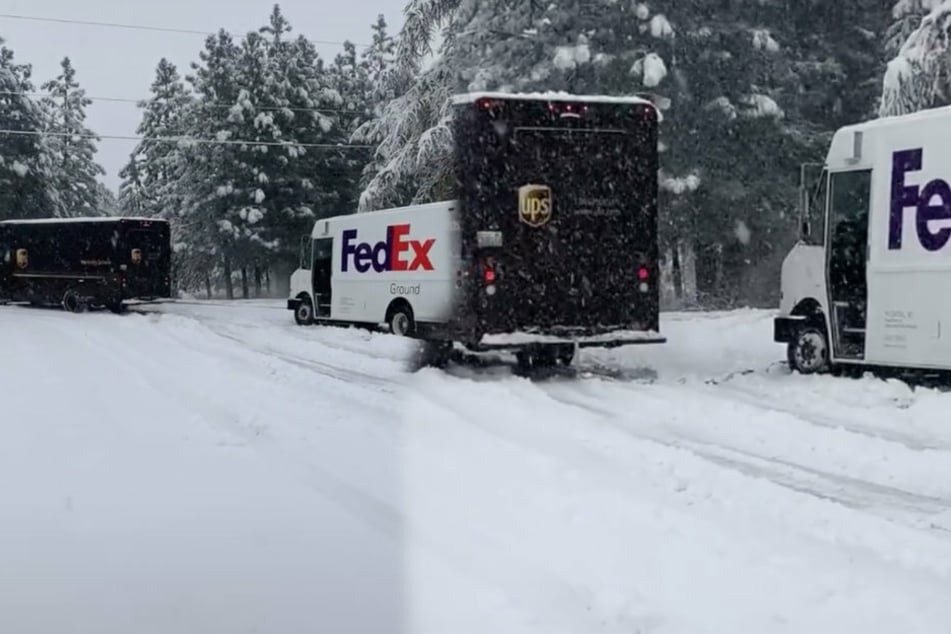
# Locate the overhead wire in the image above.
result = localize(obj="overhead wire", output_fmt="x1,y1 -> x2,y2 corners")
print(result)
0,13 -> 379,149
0,12 -> 372,48
0,128 -> 375,149
0,89 -> 364,116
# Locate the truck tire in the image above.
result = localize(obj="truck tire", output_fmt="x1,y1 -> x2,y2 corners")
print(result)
787,324 -> 830,375
387,302 -> 415,337
62,290 -> 88,313
294,295 -> 314,326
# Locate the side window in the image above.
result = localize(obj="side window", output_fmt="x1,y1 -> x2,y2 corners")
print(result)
299,235 -> 311,270
804,169 -> 827,246
827,170 -> 872,238
826,169 -> 872,269
313,238 -> 333,263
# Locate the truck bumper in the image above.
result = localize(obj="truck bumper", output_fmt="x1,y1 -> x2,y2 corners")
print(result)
287,297 -> 301,311
774,316 -> 804,343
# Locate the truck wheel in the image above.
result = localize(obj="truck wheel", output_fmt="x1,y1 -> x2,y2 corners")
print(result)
294,295 -> 314,326
387,302 -> 415,337
787,325 -> 830,375
62,290 -> 88,313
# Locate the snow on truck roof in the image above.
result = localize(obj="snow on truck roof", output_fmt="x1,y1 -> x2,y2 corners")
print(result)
0,216 -> 167,225
836,103 -> 951,136
825,104 -> 951,166
451,91 -> 657,108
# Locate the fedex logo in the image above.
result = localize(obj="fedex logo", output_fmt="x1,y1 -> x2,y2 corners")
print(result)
341,223 -> 435,273
889,148 -> 951,251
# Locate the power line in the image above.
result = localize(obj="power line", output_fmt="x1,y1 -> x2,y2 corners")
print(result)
0,128 -> 374,149
0,89 -> 366,116
0,12 -> 371,48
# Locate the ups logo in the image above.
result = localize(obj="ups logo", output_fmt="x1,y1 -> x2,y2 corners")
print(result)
518,184 -> 552,227
15,248 -> 28,269
131,248 -> 142,265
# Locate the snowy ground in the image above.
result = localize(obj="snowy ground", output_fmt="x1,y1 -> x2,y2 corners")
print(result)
2,299 -> 951,633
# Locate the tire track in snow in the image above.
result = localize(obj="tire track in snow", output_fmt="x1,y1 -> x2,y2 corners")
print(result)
695,378 -> 951,452
546,381 -> 951,522
417,372 -> 951,577
135,310 -> 401,393
546,388 -> 949,524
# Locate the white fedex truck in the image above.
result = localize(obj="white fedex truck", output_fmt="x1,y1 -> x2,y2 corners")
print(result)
287,200 -> 460,335
776,105 -> 951,375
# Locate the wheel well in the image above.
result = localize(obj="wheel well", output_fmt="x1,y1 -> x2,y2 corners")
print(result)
385,298 -> 413,322
791,298 -> 825,329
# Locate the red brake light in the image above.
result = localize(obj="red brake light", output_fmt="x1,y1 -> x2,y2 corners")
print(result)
638,266 -> 649,280
484,268 -> 496,283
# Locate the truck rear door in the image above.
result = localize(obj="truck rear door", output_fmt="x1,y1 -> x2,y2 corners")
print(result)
454,98 -> 659,336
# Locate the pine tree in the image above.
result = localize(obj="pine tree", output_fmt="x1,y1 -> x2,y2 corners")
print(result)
40,57 -> 106,217
0,42 -> 58,219
181,29 -> 246,298
118,58 -> 193,220
881,0 -> 951,116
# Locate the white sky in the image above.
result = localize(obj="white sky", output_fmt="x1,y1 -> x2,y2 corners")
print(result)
0,0 -> 409,192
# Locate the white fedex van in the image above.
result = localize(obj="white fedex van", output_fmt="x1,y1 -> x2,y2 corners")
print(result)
776,105 -> 951,374
287,200 -> 461,335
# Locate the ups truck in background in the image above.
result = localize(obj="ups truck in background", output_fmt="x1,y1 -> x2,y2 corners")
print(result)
0,217 -> 172,313
288,91 -> 666,369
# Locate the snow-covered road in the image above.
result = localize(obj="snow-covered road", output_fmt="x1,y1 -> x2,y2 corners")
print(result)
2,299 -> 951,633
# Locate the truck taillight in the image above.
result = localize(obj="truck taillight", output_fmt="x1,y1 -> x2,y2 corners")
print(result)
638,265 -> 650,293
482,258 -> 497,294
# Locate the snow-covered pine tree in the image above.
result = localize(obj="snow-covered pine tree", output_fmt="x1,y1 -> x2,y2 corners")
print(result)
0,42 -> 58,219
363,14 -> 397,102
350,15 -> 399,202
880,0 -> 951,116
886,0 -> 940,58
181,29 -> 247,298
118,58 -> 194,220
233,5 -> 357,294
352,0 -> 458,211
40,57 -> 106,217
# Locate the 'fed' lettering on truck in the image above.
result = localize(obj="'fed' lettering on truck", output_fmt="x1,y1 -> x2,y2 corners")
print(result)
889,148 -> 951,251
341,223 -> 436,273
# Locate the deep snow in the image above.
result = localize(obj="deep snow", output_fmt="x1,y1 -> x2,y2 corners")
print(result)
2,300 -> 951,633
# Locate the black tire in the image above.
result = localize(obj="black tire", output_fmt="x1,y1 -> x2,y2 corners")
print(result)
294,295 -> 314,326
62,290 -> 88,313
787,324 -> 830,375
107,301 -> 125,314
387,302 -> 415,337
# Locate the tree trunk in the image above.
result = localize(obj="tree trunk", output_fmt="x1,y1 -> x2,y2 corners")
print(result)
205,275 -> 212,300
253,265 -> 262,297
223,255 -> 234,300
265,268 -> 271,294
241,267 -> 249,299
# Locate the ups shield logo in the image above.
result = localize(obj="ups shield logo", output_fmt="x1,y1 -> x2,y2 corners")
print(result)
15,248 -> 28,269
518,184 -> 552,228
131,248 -> 142,265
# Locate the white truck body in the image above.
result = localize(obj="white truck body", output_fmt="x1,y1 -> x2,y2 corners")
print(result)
287,201 -> 461,333
776,104 -> 951,373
